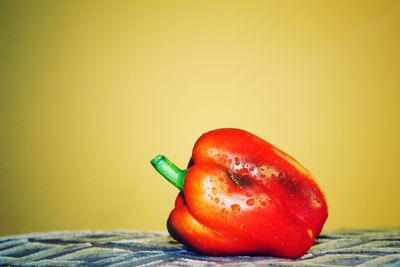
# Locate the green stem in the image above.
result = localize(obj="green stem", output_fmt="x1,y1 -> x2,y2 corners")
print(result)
150,155 -> 187,191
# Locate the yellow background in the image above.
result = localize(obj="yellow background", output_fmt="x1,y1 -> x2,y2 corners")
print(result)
1,1 -> 399,236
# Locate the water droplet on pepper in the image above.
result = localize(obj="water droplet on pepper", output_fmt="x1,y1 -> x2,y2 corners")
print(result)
212,187 -> 217,195
307,229 -> 314,238
246,198 -> 255,206
231,204 -> 241,214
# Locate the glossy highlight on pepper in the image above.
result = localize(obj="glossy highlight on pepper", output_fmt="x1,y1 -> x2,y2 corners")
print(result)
151,128 -> 328,258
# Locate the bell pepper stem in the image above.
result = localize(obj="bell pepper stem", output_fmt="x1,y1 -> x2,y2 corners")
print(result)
150,155 -> 187,191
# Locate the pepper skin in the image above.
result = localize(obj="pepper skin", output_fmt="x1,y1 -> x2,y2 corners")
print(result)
151,128 -> 328,258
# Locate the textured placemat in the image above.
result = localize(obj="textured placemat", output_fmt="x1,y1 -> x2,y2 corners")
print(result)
0,229 -> 399,266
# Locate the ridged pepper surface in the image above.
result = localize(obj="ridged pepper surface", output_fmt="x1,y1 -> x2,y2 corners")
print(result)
151,128 -> 328,258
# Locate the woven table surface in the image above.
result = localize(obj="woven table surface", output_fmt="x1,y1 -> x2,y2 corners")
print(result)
0,229 -> 399,266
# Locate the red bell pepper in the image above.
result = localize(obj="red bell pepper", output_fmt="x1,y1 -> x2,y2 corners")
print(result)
151,128 -> 328,258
